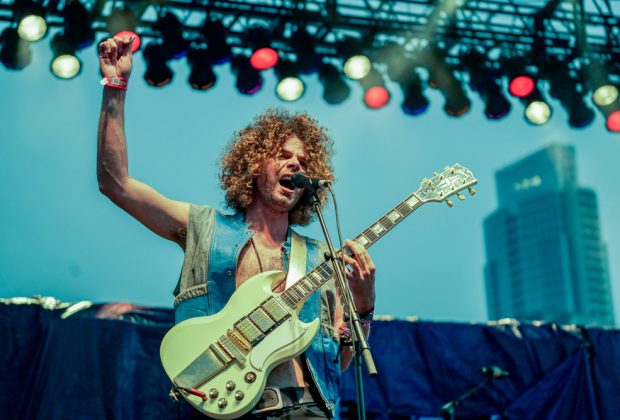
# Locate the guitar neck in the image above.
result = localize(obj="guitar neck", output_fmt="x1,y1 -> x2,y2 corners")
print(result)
280,192 -> 424,309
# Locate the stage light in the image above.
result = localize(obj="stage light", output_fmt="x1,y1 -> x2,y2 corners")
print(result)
232,56 -> 263,95
202,20 -> 231,65
593,85 -> 619,107
586,62 -> 618,106
343,55 -> 371,80
566,98 -> 595,129
509,76 -> 535,98
187,47 -> 216,91
62,1 -> 94,50
290,27 -> 319,74
524,95 -> 552,125
277,77 -> 305,101
340,37 -> 371,80
13,0 -> 47,41
0,27 -> 32,70
504,56 -> 536,98
156,11 -> 189,59
426,47 -> 471,117
50,33 -> 81,79
464,50 -> 511,120
543,56 -> 594,129
17,15 -> 46,42
143,43 -> 173,87
318,63 -> 351,105
399,71 -> 429,116
360,68 -> 390,109
246,26 -> 278,70
364,86 -> 390,109
275,60 -> 305,101
606,110 -> 620,132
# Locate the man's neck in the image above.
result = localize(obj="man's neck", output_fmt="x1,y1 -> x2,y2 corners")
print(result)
245,202 -> 290,247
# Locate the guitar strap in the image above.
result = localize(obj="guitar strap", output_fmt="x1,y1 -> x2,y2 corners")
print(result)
285,230 -> 307,289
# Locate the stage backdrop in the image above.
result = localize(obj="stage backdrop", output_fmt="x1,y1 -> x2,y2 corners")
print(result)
1,298 -> 618,419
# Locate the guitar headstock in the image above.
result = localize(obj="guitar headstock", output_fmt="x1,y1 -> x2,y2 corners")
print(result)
416,164 -> 478,206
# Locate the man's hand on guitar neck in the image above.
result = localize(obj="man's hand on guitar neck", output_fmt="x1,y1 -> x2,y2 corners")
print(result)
342,239 -> 376,314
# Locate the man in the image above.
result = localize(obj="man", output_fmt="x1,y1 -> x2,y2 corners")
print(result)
97,36 -> 376,419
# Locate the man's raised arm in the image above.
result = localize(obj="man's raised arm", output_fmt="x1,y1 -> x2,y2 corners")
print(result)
97,36 -> 190,247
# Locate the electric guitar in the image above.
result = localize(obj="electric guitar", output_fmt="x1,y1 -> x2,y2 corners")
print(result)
160,164 -> 477,418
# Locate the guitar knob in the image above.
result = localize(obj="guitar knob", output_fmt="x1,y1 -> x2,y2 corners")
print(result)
235,390 -> 245,401
226,381 -> 236,391
208,388 -> 219,399
217,398 -> 228,408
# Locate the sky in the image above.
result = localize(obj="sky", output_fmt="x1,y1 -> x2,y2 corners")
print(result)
1,30 -> 618,325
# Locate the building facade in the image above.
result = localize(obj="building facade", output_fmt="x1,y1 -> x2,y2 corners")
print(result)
484,144 -> 614,325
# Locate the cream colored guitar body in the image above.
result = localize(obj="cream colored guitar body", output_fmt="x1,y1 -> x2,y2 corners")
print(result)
160,270 -> 319,419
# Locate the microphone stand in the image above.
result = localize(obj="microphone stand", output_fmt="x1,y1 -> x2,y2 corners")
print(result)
309,187 -> 377,420
439,366 -> 509,420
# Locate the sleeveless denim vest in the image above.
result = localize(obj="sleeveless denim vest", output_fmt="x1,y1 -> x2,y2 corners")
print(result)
173,205 -> 341,413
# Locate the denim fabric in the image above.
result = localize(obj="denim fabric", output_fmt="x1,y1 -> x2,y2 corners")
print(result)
173,205 -> 341,413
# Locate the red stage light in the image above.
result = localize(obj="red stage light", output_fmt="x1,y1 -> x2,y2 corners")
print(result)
606,110 -> 620,132
250,47 -> 278,70
364,86 -> 390,109
115,31 -> 141,53
509,76 -> 535,98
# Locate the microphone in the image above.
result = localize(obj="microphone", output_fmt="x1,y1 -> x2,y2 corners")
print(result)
290,172 -> 330,189
481,365 -> 509,379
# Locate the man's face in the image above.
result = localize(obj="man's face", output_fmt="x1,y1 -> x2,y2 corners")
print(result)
254,136 -> 308,213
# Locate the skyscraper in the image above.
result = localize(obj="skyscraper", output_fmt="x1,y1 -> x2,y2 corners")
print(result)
483,144 -> 614,326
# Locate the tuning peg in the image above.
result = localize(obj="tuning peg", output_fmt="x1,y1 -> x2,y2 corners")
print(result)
434,172 -> 439,177
468,188 -> 477,196
457,193 -> 465,200
446,200 -> 454,207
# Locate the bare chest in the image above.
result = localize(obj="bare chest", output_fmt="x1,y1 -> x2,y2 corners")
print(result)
235,239 -> 285,289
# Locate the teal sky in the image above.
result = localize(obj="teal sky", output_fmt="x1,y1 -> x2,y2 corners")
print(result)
1,29 -> 618,324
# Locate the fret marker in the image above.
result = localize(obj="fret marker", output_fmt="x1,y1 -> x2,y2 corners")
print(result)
406,196 -> 419,207
387,211 -> 401,223
357,236 -> 370,246
371,224 -> 385,235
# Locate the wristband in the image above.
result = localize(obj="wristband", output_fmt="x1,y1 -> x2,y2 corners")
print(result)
100,76 -> 128,90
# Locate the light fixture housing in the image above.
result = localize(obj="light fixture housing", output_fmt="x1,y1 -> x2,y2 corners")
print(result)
0,27 -> 32,70
232,55 -> 263,95
245,26 -> 278,71
275,60 -> 305,101
143,43 -> 173,87
318,63 -> 351,105
359,68 -> 390,109
187,47 -> 217,90
50,33 -> 81,79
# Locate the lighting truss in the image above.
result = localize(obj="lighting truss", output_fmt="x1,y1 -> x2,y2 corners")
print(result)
2,0 -> 620,130
1,0 -> 619,62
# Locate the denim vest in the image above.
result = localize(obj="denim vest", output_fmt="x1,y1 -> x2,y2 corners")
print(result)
173,205 -> 341,413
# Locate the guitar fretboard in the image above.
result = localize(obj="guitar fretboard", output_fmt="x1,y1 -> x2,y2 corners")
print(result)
279,192 -> 424,309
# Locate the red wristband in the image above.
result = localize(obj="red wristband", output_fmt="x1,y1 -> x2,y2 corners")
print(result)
100,76 -> 128,90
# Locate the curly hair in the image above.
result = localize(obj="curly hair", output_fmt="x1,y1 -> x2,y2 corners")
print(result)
220,108 -> 335,226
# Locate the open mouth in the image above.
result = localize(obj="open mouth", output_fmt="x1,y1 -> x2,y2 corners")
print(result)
279,177 -> 296,191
